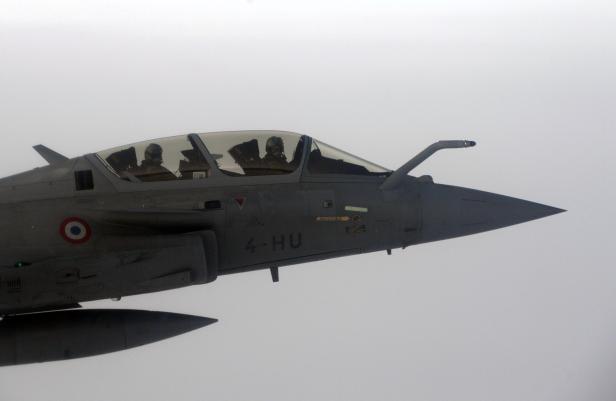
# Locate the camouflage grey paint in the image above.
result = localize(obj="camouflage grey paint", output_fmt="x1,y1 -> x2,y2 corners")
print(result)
0,131 -> 564,316
0,309 -> 216,366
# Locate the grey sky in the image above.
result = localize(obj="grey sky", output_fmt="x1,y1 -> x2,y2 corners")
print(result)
0,1 -> 614,400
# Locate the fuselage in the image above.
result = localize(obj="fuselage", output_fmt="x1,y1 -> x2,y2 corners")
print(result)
0,131 -> 563,315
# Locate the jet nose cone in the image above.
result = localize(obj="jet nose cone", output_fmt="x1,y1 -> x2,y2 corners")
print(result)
460,193 -> 565,229
421,184 -> 565,243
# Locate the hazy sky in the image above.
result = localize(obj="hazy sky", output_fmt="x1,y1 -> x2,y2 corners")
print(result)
0,1 -> 614,400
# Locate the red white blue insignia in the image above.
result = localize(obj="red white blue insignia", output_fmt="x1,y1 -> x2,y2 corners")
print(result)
60,217 -> 92,244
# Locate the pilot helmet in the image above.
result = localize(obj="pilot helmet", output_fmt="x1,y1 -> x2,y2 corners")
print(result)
145,143 -> 163,162
266,136 -> 284,157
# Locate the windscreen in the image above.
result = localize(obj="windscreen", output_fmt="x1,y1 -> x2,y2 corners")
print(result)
307,140 -> 390,176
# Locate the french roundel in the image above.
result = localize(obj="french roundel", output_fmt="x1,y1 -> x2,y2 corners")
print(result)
60,217 -> 92,244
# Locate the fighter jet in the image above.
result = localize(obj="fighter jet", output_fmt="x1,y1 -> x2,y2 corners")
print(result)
0,131 -> 564,366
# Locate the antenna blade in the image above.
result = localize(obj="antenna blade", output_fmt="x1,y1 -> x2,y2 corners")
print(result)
33,145 -> 69,165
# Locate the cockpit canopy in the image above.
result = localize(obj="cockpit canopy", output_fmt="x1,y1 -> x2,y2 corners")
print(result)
96,131 -> 390,182
200,132 -> 305,177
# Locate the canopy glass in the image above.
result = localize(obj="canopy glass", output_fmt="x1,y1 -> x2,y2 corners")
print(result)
198,132 -> 305,177
97,135 -> 212,182
96,132 -> 390,182
307,140 -> 390,176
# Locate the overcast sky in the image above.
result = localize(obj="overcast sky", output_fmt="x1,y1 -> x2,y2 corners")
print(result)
0,1 -> 615,400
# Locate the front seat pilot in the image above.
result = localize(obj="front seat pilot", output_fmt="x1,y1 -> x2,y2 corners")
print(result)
262,136 -> 289,172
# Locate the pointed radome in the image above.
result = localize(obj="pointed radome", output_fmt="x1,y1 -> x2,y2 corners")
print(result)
420,184 -> 565,243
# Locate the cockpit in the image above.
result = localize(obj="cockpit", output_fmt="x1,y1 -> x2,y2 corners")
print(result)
96,131 -> 390,182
